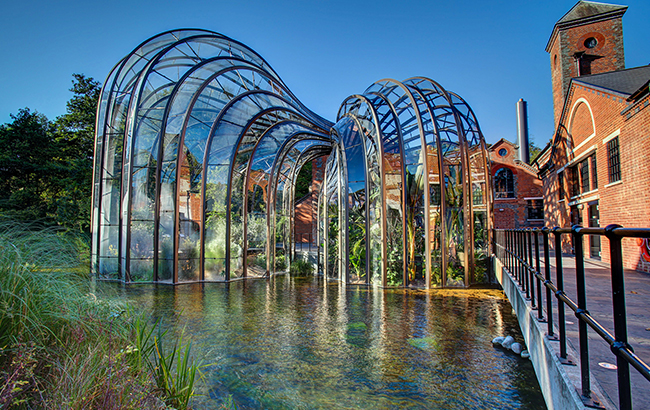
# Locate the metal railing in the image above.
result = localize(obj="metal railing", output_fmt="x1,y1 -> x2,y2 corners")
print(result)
494,225 -> 650,410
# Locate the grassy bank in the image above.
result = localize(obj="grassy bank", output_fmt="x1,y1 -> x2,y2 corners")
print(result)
0,222 -> 202,409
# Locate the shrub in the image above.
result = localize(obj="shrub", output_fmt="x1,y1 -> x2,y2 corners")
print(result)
0,221 -> 201,409
290,259 -> 314,275
275,254 -> 287,271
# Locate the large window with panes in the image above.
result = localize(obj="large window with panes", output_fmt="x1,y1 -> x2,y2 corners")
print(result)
569,166 -> 579,197
607,137 -> 621,183
579,158 -> 589,192
494,167 -> 514,198
591,155 -> 598,190
527,199 -> 544,220
568,154 -> 597,197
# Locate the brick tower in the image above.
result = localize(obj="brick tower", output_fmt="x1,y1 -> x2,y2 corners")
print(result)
546,1 -> 627,127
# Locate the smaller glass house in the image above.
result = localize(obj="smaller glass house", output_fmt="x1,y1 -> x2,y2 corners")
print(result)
320,79 -> 492,288
91,29 -> 492,287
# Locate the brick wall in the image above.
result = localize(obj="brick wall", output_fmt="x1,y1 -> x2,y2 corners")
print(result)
490,140 -> 544,229
607,94 -> 650,271
542,84 -> 650,271
294,155 -> 328,244
549,18 -> 625,128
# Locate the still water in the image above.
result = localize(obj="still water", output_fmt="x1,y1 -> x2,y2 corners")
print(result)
106,275 -> 546,409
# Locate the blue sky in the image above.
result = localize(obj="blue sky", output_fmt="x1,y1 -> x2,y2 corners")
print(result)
1,0 -> 649,147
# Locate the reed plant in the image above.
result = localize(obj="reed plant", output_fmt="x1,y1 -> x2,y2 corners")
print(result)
131,314 -> 204,410
0,221 -> 203,409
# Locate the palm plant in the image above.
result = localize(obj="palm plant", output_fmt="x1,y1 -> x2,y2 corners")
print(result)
347,191 -> 366,279
404,168 -> 425,283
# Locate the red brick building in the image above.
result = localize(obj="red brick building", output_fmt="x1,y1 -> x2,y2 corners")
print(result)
535,1 -> 650,271
490,138 -> 544,229
294,155 -> 327,247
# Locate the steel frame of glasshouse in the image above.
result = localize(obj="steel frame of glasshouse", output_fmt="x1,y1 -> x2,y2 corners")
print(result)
91,29 -> 492,288
319,79 -> 492,289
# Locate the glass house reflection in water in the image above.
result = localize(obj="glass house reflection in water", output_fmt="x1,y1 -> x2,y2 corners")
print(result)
92,29 -> 492,288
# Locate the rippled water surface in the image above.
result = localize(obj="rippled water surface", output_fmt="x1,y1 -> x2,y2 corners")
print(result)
104,275 -> 546,409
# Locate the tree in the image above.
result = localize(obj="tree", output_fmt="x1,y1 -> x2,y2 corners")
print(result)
0,74 -> 101,231
50,74 -> 101,231
529,141 -> 542,163
0,109 -> 55,220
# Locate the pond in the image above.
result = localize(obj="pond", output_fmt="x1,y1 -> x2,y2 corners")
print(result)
102,275 -> 546,409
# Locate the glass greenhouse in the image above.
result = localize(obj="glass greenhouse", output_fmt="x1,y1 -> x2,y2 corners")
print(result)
91,29 -> 492,288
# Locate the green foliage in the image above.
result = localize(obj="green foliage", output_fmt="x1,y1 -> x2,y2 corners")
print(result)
327,207 -> 339,275
0,222 -> 92,349
130,313 -> 205,410
220,394 -> 239,409
290,259 -> 314,275
405,169 -> 425,283
294,161 -> 312,201
386,246 -> 403,287
473,250 -> 488,283
0,109 -> 54,221
0,221 -> 201,409
385,210 -> 403,287
348,193 -> 366,279
275,254 -> 287,271
0,74 -> 100,232
350,238 -> 366,278
529,141 -> 542,163
149,327 -> 202,409
179,237 -> 200,281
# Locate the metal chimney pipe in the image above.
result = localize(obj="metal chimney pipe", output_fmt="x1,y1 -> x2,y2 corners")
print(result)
516,98 -> 530,163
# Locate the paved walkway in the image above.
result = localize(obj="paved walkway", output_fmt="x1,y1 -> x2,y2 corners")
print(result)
533,253 -> 650,409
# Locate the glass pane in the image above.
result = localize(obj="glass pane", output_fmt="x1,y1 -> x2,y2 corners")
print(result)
205,258 -> 226,281
129,259 -> 153,282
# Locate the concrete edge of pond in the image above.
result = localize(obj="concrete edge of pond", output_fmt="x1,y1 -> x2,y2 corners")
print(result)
492,257 -> 616,410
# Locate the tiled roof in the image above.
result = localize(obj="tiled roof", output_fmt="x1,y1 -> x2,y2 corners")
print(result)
574,65 -> 650,96
557,1 -> 627,25
546,1 -> 627,51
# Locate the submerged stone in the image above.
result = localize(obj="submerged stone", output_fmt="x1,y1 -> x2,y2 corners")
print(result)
492,336 -> 505,345
501,336 -> 515,349
408,337 -> 438,350
347,322 -> 368,330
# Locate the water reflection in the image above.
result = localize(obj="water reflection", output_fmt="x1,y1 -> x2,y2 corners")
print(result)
108,277 -> 545,409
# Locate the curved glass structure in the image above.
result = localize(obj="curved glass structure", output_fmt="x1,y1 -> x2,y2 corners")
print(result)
320,78 -> 492,288
92,30 -> 491,287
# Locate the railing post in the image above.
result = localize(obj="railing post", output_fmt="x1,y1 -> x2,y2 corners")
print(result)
519,229 -> 530,300
519,230 -> 525,287
513,230 -> 516,277
543,227 -> 555,338
527,229 -> 534,304
572,225 -> 594,403
511,230 -> 516,279
534,229 -> 544,320
507,229 -> 517,277
504,230 -> 508,271
502,229 -> 505,271
553,227 -> 570,362
512,229 -> 516,275
605,224 -> 632,410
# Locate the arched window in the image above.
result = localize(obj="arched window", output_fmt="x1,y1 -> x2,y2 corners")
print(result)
494,168 -> 514,198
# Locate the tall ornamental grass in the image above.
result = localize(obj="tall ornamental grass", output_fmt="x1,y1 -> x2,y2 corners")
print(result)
0,222 -> 202,409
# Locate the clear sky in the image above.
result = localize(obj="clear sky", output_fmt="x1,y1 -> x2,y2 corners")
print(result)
1,0 -> 649,147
